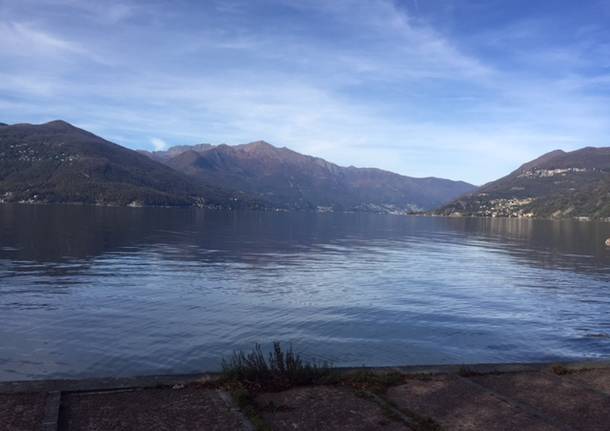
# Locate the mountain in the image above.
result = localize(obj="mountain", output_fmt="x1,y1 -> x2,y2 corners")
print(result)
147,141 -> 475,212
0,121 -> 249,207
437,147 -> 610,219
0,120 -> 474,212
137,143 -> 214,163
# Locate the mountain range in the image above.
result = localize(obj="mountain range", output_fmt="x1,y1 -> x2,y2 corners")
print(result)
140,141 -> 474,212
4,120 -> 607,219
0,121 -> 473,212
0,121 -> 251,208
437,147 -> 610,219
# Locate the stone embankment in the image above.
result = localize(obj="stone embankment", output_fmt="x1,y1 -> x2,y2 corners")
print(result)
2,361 -> 610,430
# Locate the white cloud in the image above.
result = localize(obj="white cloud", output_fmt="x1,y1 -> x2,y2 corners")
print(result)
150,137 -> 168,151
1,0 -> 609,184
0,21 -> 83,55
0,20 -> 109,64
4,0 -> 137,24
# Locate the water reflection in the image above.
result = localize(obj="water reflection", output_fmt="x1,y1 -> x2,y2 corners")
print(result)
0,204 -> 609,380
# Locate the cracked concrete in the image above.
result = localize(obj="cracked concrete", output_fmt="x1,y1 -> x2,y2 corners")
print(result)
1,362 -> 609,431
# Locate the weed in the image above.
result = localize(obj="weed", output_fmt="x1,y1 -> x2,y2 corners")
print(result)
221,342 -> 335,391
231,387 -> 272,431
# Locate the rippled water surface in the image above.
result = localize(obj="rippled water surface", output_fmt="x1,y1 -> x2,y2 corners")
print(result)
1,205 -> 609,381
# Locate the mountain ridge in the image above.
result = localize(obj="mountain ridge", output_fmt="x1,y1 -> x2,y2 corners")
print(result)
147,140 -> 475,212
0,121 -> 254,208
437,146 -> 610,219
0,120 -> 475,212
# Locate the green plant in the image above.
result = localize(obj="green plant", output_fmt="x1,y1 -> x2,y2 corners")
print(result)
231,388 -> 271,431
221,342 -> 334,390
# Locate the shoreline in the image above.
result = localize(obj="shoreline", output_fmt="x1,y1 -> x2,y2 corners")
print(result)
2,359 -> 609,394
2,201 -> 610,222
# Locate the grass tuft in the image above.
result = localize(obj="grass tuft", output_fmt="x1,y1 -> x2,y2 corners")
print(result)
221,342 -> 335,391
231,388 -> 271,431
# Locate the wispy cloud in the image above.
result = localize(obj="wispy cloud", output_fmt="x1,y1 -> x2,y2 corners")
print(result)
0,21 -> 83,56
0,20 -> 109,64
1,0 -> 609,184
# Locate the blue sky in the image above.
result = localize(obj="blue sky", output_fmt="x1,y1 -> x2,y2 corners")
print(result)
1,0 -> 609,184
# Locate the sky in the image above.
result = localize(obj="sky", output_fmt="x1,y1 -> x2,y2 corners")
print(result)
1,0 -> 610,185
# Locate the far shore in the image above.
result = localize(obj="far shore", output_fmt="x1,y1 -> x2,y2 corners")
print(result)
2,201 -> 610,223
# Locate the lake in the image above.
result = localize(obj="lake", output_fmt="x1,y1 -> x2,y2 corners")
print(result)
0,204 -> 609,381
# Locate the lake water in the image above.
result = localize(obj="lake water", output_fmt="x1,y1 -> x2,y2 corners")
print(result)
0,204 -> 609,381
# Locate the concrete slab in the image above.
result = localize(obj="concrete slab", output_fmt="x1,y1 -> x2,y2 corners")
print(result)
41,391 -> 61,431
470,371 -> 610,431
59,387 -> 250,431
0,392 -> 48,431
0,373 -> 216,394
568,368 -> 610,395
386,375 -> 558,431
255,386 -> 410,431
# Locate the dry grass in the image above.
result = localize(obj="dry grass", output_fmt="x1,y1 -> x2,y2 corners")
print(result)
221,342 -> 335,391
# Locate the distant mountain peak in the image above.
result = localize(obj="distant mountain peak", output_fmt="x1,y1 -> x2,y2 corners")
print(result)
44,120 -> 75,129
518,149 -> 566,172
160,138 -> 475,212
246,140 -> 272,147
240,140 -> 277,152
164,143 -> 213,154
